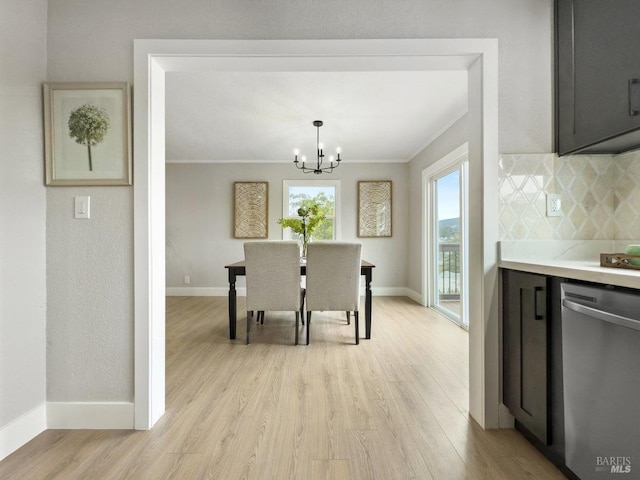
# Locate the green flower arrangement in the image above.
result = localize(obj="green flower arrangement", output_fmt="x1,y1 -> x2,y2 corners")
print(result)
278,201 -> 326,257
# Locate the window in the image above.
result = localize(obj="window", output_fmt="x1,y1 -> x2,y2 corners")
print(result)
282,180 -> 340,240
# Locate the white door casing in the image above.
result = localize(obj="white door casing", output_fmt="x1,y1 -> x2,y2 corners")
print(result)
133,39 -> 499,429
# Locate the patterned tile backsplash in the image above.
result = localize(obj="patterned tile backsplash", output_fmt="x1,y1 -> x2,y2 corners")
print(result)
499,151 -> 640,240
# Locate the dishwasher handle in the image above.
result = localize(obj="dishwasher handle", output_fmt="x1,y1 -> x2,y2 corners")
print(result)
563,298 -> 640,332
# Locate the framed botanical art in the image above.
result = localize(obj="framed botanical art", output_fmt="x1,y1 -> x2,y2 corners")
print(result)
358,180 -> 392,237
43,82 -> 132,186
233,182 -> 269,239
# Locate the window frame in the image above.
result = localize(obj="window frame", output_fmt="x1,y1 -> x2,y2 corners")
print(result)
282,179 -> 341,240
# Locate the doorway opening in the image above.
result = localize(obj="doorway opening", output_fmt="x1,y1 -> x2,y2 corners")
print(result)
134,39 -> 499,430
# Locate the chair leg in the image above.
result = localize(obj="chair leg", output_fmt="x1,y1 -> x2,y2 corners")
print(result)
306,311 -> 312,345
354,311 -> 359,345
295,311 -> 299,345
246,312 -> 251,345
346,311 -> 351,325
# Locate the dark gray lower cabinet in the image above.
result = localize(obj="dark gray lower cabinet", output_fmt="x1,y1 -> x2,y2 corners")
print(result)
502,270 -> 570,475
503,270 -> 549,444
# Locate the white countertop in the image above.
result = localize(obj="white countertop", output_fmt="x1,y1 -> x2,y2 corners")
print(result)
498,241 -> 640,289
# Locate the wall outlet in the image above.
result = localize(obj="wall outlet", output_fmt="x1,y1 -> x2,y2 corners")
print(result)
183,275 -> 190,285
546,193 -> 562,217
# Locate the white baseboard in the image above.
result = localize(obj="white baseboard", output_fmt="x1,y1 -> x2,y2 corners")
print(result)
0,403 -> 47,461
167,286 -> 418,298
47,402 -> 134,430
404,288 -> 424,305
165,287 -> 244,296
371,287 -> 413,297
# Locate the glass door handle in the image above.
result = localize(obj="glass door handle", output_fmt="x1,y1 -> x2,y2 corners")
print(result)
629,78 -> 640,116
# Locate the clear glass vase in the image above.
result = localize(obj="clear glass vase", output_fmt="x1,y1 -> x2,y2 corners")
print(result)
299,234 -> 311,260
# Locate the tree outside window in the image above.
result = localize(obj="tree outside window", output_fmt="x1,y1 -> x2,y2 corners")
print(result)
283,181 -> 340,241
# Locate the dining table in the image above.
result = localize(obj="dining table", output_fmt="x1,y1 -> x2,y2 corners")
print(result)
224,260 -> 375,341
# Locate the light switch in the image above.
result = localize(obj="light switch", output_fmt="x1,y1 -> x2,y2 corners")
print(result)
75,196 -> 90,219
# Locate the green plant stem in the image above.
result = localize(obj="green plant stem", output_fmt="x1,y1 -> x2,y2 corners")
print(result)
87,144 -> 93,171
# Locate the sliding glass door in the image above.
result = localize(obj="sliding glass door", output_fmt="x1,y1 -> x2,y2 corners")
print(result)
424,147 -> 469,329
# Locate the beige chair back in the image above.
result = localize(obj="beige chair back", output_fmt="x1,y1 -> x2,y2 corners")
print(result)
244,241 -> 302,312
305,242 -> 362,312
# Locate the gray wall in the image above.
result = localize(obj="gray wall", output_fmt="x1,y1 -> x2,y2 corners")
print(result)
48,0 -> 553,154
46,188 -> 134,401
408,115 -> 470,296
0,0 -> 48,428
45,0 -> 553,406
166,163 -> 408,291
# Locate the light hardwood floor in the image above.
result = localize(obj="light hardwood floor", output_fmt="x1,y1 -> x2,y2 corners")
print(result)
0,296 -> 566,479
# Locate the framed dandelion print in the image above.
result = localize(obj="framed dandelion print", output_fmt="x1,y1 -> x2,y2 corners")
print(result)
43,82 -> 132,186
358,180 -> 392,237
233,182 -> 269,238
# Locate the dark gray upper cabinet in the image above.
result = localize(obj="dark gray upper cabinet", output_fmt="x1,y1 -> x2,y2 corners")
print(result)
556,0 -> 640,155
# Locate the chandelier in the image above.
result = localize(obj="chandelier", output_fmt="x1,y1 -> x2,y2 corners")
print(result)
294,120 -> 342,174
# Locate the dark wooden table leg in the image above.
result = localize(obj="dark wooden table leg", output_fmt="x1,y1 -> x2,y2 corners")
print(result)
228,268 -> 237,340
365,269 -> 372,339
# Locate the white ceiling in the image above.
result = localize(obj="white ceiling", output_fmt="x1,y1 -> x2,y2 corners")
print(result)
165,70 -> 468,164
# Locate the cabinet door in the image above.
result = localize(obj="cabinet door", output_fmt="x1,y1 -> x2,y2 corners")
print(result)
503,270 -> 549,444
556,0 -> 640,154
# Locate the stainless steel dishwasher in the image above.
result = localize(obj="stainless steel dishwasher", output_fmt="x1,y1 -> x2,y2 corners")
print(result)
561,283 -> 640,479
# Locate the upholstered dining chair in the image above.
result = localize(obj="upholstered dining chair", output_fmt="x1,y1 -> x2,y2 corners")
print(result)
305,242 -> 362,345
244,241 -> 304,345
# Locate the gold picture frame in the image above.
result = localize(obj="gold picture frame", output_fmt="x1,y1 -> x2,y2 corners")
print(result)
43,82 -> 132,186
358,180 -> 392,237
233,182 -> 269,238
